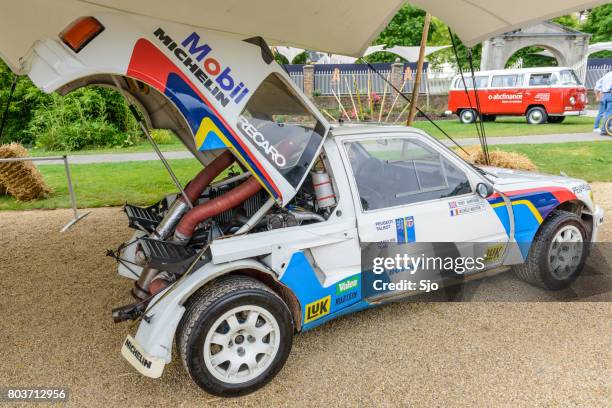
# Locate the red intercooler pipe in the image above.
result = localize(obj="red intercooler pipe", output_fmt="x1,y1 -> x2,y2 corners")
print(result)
175,177 -> 262,240
183,150 -> 235,204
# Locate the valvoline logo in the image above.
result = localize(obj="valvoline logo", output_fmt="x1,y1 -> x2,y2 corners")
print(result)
153,28 -> 250,107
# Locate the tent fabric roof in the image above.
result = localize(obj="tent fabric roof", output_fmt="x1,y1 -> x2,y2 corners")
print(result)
83,0 -> 607,52
0,0 -> 607,72
364,45 -> 450,61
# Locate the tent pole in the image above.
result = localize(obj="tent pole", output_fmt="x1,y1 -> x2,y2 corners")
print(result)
407,12 -> 431,126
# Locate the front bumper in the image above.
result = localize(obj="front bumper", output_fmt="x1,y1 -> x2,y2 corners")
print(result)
561,110 -> 586,116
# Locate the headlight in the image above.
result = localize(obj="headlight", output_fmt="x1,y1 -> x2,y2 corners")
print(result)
569,96 -> 576,105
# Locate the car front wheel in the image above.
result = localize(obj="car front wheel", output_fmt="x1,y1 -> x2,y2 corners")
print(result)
178,275 -> 294,397
459,109 -> 477,124
513,210 -> 588,290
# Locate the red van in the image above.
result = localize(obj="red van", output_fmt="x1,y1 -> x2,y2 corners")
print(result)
446,67 -> 587,124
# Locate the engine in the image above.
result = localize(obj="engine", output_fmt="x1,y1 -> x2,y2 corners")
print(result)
110,153 -> 336,322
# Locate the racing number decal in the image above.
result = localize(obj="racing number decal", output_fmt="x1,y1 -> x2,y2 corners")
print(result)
304,296 -> 331,323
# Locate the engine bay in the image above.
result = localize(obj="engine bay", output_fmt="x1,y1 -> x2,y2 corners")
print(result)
110,153 -> 337,322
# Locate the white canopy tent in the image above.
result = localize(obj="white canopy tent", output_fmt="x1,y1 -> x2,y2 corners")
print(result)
271,46 -> 305,64
0,0 -> 608,73
364,45 -> 450,62
587,42 -> 612,56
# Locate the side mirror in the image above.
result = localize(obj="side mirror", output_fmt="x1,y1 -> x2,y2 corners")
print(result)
476,182 -> 494,199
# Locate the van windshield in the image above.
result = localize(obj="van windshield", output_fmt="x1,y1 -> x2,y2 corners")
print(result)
237,74 -> 326,188
559,70 -> 580,85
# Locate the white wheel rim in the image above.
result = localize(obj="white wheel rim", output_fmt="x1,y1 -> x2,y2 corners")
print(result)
530,111 -> 542,121
463,111 -> 474,122
547,225 -> 583,280
203,305 -> 280,384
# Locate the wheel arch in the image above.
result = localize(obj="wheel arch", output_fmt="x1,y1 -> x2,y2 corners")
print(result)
538,199 -> 593,239
525,104 -> 547,115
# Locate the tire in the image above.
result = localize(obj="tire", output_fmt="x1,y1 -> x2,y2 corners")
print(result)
459,109 -> 477,124
513,210 -> 588,290
178,275 -> 294,397
604,116 -> 612,136
482,114 -> 496,122
547,116 -> 565,123
526,107 -> 547,124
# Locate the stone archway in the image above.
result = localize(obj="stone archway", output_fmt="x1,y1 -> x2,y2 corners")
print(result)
480,21 -> 590,71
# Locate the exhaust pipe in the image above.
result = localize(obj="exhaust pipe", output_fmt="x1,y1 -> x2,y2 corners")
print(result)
174,177 -> 262,243
151,150 -> 235,240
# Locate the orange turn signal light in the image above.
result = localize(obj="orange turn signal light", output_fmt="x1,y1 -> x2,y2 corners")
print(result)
60,17 -> 105,53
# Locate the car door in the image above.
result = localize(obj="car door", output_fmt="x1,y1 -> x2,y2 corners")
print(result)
339,134 -> 509,301
489,74 -> 525,115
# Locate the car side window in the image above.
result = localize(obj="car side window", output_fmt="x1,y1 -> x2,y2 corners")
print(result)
491,74 -> 523,88
345,138 -> 472,211
456,76 -> 489,89
529,73 -> 553,86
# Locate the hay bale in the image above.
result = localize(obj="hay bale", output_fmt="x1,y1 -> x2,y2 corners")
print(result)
457,145 -> 537,171
0,143 -> 52,201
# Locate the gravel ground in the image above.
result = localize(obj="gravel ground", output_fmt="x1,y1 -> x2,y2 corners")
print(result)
1,184 -> 611,407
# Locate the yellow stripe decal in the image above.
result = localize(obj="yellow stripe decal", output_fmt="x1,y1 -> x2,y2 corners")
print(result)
195,117 -> 275,199
491,200 -> 543,224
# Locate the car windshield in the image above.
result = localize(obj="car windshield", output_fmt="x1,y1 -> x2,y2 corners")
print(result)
559,69 -> 581,85
237,73 -> 326,187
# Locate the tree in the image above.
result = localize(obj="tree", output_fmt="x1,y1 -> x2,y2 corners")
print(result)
582,5 -> 612,58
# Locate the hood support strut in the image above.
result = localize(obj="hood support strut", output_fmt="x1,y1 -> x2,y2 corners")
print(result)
111,75 -> 193,209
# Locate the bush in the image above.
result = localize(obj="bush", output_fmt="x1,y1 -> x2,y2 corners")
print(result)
150,129 -> 175,145
27,87 -> 141,151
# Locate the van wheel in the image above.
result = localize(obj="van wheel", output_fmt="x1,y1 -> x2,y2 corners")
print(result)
547,116 -> 565,123
513,210 -> 587,290
459,109 -> 477,124
178,275 -> 293,397
526,107 -> 547,124
482,114 -> 496,122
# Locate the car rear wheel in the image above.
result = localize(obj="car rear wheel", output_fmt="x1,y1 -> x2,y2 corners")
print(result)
526,107 -> 547,124
178,275 -> 293,397
513,210 -> 588,290
459,109 -> 477,124
547,116 -> 565,123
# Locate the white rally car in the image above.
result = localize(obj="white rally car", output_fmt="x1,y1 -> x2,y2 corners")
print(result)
0,2 -> 604,398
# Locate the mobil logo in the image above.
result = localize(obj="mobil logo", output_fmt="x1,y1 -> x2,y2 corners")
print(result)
181,32 -> 249,104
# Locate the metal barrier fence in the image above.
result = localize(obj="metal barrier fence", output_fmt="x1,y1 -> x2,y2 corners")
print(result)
585,65 -> 611,89
314,69 -> 390,95
288,72 -> 303,91
0,155 -> 90,232
288,65 -> 610,95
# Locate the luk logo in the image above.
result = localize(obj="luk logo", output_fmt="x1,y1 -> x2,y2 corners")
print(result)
238,115 -> 287,167
304,295 -> 331,323
153,28 -> 249,107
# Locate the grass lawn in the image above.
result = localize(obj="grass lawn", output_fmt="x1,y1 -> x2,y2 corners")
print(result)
28,140 -> 186,157
0,159 -> 216,211
491,141 -> 612,182
1,140 -> 611,211
414,116 -> 595,139
26,116 -> 595,158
